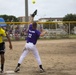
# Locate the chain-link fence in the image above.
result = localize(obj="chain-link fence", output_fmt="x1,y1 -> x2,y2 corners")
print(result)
0,21 -> 76,40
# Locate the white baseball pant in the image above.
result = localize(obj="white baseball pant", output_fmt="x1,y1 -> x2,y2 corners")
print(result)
18,42 -> 42,65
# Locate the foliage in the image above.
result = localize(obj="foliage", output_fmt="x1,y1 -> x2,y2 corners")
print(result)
0,14 -> 19,31
63,14 -> 76,21
0,14 -> 19,22
63,14 -> 76,33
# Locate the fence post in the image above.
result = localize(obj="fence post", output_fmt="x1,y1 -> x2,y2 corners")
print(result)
69,23 -> 70,36
55,23 -> 57,38
49,23 -> 50,30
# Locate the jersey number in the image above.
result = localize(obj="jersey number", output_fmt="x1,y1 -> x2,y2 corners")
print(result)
28,33 -> 32,38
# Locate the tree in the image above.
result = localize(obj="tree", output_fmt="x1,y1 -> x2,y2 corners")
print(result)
0,14 -> 19,31
0,14 -> 19,22
63,14 -> 76,33
63,14 -> 76,21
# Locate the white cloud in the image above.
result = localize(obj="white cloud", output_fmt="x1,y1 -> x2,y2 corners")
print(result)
0,0 -> 76,20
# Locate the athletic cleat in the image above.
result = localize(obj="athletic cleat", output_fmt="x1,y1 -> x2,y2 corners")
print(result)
14,67 -> 20,72
39,68 -> 45,73
31,9 -> 37,17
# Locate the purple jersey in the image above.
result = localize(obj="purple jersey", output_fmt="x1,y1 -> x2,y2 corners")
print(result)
27,24 -> 41,45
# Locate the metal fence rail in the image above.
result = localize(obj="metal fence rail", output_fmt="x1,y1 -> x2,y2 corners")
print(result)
0,21 -> 76,40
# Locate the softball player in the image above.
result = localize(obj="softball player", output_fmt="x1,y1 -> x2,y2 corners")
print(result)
0,27 -> 12,73
15,10 -> 47,73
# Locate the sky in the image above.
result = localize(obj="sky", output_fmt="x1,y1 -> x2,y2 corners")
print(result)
0,0 -> 76,20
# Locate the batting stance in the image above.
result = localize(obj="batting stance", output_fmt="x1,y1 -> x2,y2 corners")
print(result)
14,10 -> 47,73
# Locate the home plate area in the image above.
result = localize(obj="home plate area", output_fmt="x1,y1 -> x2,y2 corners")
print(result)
5,70 -> 15,73
0,70 -> 15,75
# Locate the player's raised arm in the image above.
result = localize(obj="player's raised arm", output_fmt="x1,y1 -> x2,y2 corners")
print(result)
27,9 -> 37,32
29,9 -> 37,23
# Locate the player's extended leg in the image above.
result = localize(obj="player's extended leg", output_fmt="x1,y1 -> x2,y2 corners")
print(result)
31,45 -> 45,72
14,49 -> 29,72
0,54 -> 5,73
0,42 -> 5,73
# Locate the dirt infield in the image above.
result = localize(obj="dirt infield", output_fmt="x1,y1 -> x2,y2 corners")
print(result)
3,39 -> 76,75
